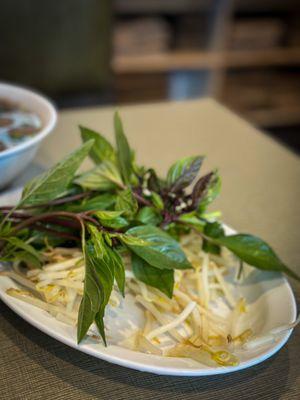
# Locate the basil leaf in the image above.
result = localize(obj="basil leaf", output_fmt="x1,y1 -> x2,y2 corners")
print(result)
20,140 -> 94,207
91,227 -> 125,319
66,193 -> 116,212
136,207 -> 162,226
0,221 -> 12,237
77,238 -> 114,344
94,210 -> 128,229
118,234 -> 149,247
94,210 -> 123,218
130,150 -> 141,186
110,249 -> 125,296
167,156 -> 204,192
90,225 -> 125,295
150,192 -> 164,210
15,251 -> 42,268
215,234 -> 300,281
4,237 -> 42,260
197,171 -> 221,213
104,233 -> 113,247
201,210 -> 222,223
192,172 -> 214,209
126,225 -> 191,270
80,126 -> 116,164
204,221 -> 225,238
114,111 -> 132,184
2,237 -> 42,267
75,161 -> 123,190
115,188 -> 138,219
202,239 -> 221,255
147,168 -> 161,192
178,212 -> 205,231
132,253 -> 174,298
165,222 -> 191,241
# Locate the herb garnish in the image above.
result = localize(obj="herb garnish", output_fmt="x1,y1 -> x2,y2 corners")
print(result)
0,112 -> 298,344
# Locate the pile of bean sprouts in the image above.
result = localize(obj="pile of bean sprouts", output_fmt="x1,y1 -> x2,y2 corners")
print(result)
2,233 -> 298,367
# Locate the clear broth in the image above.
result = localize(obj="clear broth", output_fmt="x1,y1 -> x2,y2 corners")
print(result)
0,98 -> 42,153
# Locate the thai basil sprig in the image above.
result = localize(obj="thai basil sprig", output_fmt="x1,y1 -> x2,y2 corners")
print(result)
0,111 -> 298,345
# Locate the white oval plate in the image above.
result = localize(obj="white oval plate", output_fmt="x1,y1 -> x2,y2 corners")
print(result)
0,189 -> 297,376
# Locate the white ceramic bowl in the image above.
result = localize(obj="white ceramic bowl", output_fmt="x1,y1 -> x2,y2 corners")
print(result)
0,82 -> 57,189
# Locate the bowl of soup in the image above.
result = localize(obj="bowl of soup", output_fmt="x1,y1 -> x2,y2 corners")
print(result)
0,82 -> 57,189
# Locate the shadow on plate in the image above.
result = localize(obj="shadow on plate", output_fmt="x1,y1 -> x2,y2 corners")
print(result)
232,269 -> 289,304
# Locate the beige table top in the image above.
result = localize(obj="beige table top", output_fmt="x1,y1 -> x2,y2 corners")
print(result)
1,99 -> 299,399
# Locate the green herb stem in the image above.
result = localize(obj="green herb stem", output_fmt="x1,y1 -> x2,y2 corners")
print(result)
4,210 -> 118,241
2,211 -> 83,231
30,223 -> 80,241
132,191 -> 152,207
10,211 -> 85,234
237,260 -> 244,280
81,214 -> 102,227
2,210 -> 79,227
0,191 -> 93,211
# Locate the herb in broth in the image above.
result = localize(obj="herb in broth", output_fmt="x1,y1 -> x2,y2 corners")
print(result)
0,98 -> 42,152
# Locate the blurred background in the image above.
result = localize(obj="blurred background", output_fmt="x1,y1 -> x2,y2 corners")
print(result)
1,0 -> 300,152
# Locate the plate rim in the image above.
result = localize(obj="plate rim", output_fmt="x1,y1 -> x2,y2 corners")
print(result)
0,275 -> 296,376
